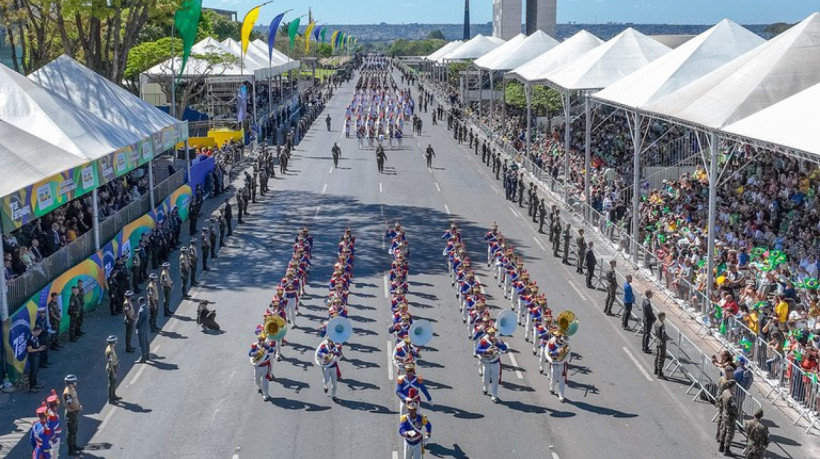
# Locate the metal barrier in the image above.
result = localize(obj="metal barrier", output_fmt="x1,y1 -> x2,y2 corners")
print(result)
5,171 -> 187,310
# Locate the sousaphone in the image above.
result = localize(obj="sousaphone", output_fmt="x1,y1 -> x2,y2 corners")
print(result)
265,315 -> 288,341
408,320 -> 433,346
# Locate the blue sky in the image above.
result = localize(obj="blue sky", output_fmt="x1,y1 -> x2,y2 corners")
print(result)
207,0 -> 819,25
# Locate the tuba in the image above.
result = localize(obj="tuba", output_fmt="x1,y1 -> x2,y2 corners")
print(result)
557,311 -> 579,336
265,315 -> 288,341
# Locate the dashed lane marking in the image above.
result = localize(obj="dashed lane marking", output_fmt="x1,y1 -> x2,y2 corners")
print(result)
314,206 -> 321,219
491,185 -> 500,194
435,182 -> 441,192
379,182 -> 383,193
444,204 -> 451,214
623,346 -> 654,382
328,167 -> 334,174
322,183 -> 328,194
387,340 -> 395,381
508,206 -> 520,218
128,361 -> 149,386
507,352 -> 525,379
97,404 -> 117,433
533,237 -> 546,251
383,274 -> 390,298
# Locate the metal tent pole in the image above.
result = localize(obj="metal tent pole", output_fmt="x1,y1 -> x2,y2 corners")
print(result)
563,91 -> 571,203
147,160 -> 156,209
705,130 -> 719,315
0,227 -> 8,321
92,188 -> 101,250
584,94 -> 592,222
630,111 -> 643,264
525,83 -> 532,159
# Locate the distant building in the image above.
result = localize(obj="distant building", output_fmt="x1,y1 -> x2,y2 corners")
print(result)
493,0 -> 522,40
525,0 -> 556,37
204,8 -> 237,21
463,0 -> 471,40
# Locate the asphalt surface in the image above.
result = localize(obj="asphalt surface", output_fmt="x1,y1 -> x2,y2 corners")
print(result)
6,69 -> 811,459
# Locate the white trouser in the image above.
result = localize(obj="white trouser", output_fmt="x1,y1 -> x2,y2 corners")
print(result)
538,346 -> 547,372
482,360 -> 500,397
487,246 -> 492,266
510,288 -> 518,309
50,439 -> 60,456
285,296 -> 298,325
253,365 -> 270,398
524,315 -> 533,340
517,300 -> 527,324
403,440 -> 423,459
550,362 -> 566,398
321,365 -> 338,396
275,339 -> 283,358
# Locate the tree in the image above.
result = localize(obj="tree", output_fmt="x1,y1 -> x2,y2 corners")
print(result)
504,81 -> 563,118
128,36 -> 238,118
0,0 -> 177,82
386,38 -> 446,57
764,22 -> 794,38
427,29 -> 445,40
201,8 -> 240,41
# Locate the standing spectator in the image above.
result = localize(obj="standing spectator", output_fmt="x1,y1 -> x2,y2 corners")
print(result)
26,326 -> 46,392
622,275 -> 634,329
47,293 -> 62,350
642,290 -> 656,354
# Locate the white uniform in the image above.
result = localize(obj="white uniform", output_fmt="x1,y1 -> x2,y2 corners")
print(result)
250,342 -> 274,400
315,339 -> 342,397
547,337 -> 569,401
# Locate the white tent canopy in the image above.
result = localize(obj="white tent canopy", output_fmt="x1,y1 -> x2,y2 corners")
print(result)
723,81 -> 820,156
474,31 -> 559,71
0,121 -> 88,199
593,20 -> 765,110
425,41 -> 463,62
0,65 -> 143,160
143,37 -> 251,78
439,34 -> 505,62
30,55 -> 184,140
543,28 -> 671,92
644,12 -> 820,130
506,31 -> 604,84
221,38 -> 269,71
250,39 -> 300,78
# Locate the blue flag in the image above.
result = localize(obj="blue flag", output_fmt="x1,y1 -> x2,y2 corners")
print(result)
267,12 -> 287,62
313,24 -> 322,43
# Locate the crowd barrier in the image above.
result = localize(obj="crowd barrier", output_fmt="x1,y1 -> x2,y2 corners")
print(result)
413,68 -> 820,434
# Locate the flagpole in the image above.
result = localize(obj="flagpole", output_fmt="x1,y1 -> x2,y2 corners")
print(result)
171,24 -> 176,119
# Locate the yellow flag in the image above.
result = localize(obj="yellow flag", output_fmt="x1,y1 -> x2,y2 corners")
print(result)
241,4 -> 265,55
305,21 -> 316,53
330,30 -> 339,51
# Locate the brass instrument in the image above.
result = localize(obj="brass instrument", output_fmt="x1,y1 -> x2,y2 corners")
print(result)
557,310 -> 579,336
265,315 -> 287,341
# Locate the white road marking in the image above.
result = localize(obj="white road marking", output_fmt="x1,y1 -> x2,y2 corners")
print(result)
379,182 -> 383,193
568,281 -> 590,302
508,206 -> 520,218
552,453 -> 560,459
322,183 -> 328,194
491,185 -> 500,194
428,167 -> 432,173
233,446 -> 241,459
533,237 -> 546,251
435,182 -> 441,192
623,346 -> 654,382
97,404 -> 117,432
507,352 -> 525,379
444,204 -> 451,214
387,340 -> 395,381
392,450 -> 399,459
314,206 -> 321,219
328,167 -> 334,174
129,361 -> 149,386
383,274 -> 390,298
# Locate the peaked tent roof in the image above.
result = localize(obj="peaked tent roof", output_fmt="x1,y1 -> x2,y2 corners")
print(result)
475,31 -> 560,71
0,121 -> 88,199
250,39 -> 301,77
30,55 -> 184,139
644,12 -> 820,130
723,81 -> 820,156
506,31 -> 604,84
221,38 -> 268,71
543,28 -> 671,92
0,65 -> 142,160
426,41 -> 463,62
143,37 -> 250,77
439,34 -> 505,62
593,20 -> 765,110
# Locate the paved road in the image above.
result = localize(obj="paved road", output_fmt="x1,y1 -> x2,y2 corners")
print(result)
65,70 -> 811,459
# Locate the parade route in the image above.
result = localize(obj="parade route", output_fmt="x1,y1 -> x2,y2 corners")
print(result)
66,68 -> 810,459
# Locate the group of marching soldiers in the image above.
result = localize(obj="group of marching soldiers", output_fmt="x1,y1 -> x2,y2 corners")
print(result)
384,221 -> 433,459
314,228 -> 357,401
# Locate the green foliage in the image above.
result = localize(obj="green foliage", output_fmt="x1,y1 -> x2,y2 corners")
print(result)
427,30 -> 445,40
387,39 -> 446,57
201,9 -> 240,41
124,36 -> 238,86
447,61 -> 470,87
504,81 -> 563,117
764,22 -> 794,37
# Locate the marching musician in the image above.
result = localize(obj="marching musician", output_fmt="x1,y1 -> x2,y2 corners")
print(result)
30,405 -> 52,459
45,391 -> 62,455
389,314 -> 413,340
395,362 -> 432,414
249,334 -> 274,402
475,327 -> 508,403
399,400 -> 431,459
279,270 -> 301,327
547,329 -> 570,402
315,337 -> 344,402
393,337 -> 421,376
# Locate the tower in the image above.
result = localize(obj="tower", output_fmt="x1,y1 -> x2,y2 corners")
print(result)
463,0 -> 470,40
525,0 -> 556,37
492,0 -> 522,41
